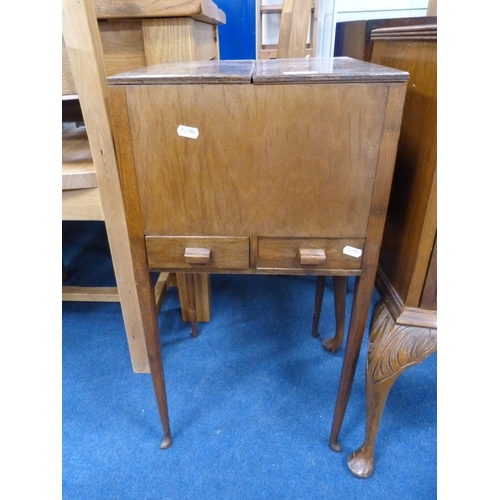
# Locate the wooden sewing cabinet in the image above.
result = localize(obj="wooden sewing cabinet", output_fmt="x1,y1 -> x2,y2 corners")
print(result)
108,58 -> 408,452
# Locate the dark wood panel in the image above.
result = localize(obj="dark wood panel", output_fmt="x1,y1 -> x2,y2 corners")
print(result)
371,28 -> 437,309
334,16 -> 437,62
420,235 -> 437,310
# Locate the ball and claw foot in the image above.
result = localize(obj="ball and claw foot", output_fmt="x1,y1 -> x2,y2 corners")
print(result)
347,447 -> 374,478
160,434 -> 173,450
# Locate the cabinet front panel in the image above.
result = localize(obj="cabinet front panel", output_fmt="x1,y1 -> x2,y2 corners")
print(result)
126,82 -> 390,239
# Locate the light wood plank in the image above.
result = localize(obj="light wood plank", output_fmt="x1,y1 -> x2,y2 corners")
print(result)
62,127 -> 98,189
427,0 -> 437,16
98,17 -> 218,76
62,286 -> 120,302
93,0 -> 226,25
193,20 -> 218,60
176,273 -> 211,322
277,0 -> 312,59
154,272 -> 172,312
143,18 -> 195,62
257,0 -> 317,60
63,272 -> 171,306
62,37 -> 77,95
62,188 -> 104,220
99,19 -> 147,76
142,18 -> 217,63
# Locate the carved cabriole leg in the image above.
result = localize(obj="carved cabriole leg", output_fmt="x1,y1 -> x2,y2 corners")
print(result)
347,300 -> 437,478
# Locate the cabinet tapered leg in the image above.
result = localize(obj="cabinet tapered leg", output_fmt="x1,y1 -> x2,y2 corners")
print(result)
322,276 -> 348,352
185,273 -> 199,338
312,276 -> 347,352
177,273 -> 211,322
347,300 -> 437,478
312,276 -> 326,337
141,273 -> 173,450
328,273 -> 376,452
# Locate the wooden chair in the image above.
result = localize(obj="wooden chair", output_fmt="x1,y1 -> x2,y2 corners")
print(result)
62,0 -> 224,373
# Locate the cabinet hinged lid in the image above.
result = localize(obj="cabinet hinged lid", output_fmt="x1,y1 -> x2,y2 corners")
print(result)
107,60 -> 255,85
107,57 -> 408,86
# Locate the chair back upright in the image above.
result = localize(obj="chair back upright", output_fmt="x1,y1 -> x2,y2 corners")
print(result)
277,0 -> 314,59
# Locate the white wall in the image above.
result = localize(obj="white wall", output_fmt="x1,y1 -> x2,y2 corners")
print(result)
334,0 -> 428,23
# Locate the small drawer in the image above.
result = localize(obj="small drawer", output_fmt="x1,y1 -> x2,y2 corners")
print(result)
145,236 -> 249,270
257,237 -> 365,271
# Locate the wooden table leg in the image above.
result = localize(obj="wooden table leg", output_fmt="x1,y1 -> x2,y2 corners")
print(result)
347,300 -> 437,477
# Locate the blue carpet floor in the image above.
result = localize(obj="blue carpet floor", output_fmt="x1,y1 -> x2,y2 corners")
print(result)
62,221 -> 437,499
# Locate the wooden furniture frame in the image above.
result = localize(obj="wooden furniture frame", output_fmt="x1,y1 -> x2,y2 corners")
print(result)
107,56 -> 408,451
62,0 -> 224,373
346,24 -> 438,479
256,0 -> 318,59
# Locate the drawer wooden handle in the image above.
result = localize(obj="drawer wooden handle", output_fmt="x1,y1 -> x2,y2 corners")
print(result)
184,247 -> 211,265
299,248 -> 326,266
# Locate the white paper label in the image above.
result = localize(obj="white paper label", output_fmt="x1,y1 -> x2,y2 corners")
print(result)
343,245 -> 363,259
177,125 -> 199,139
